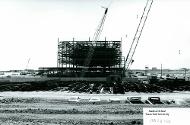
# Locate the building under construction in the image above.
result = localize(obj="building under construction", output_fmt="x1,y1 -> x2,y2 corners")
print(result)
39,0 -> 154,83
38,7 -> 126,82
39,39 -> 125,81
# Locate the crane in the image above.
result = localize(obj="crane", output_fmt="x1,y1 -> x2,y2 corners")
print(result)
124,0 -> 153,71
81,7 -> 108,77
91,7 -> 108,45
26,58 -> 31,70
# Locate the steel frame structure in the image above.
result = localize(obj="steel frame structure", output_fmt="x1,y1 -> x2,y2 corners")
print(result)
42,39 -> 124,77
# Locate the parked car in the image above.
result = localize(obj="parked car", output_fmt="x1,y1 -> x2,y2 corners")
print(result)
128,97 -> 144,104
146,97 -> 164,104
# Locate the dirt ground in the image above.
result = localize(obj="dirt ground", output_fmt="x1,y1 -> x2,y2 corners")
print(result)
0,98 -> 142,125
0,91 -> 189,125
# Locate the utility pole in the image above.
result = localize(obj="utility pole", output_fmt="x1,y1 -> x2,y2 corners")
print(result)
161,64 -> 162,78
182,68 -> 188,80
57,37 -> 59,67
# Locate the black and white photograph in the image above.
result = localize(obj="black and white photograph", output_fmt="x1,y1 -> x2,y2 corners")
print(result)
0,0 -> 190,124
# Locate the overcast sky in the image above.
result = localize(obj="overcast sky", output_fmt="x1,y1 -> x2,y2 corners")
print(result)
0,0 -> 190,71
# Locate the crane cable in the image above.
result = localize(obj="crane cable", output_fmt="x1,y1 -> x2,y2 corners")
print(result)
125,0 -> 154,70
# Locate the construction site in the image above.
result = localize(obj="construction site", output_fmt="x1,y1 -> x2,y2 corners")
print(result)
38,0 -> 152,80
1,0 -> 190,93
1,1 -> 190,124
39,39 -> 124,80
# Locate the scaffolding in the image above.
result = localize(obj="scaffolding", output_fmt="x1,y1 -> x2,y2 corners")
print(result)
39,39 -> 124,78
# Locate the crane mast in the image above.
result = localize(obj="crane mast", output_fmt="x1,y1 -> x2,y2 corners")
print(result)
125,0 -> 153,71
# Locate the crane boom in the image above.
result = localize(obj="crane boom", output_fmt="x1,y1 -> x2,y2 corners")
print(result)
125,0 -> 153,70
81,8 -> 108,77
92,8 -> 108,45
